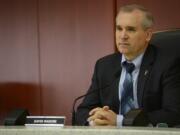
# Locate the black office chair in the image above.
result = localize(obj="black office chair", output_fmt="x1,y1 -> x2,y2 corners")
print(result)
150,29 -> 180,127
150,29 -> 180,58
123,29 -> 180,127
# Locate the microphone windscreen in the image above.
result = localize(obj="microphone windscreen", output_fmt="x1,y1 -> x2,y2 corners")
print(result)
123,109 -> 149,126
4,109 -> 29,126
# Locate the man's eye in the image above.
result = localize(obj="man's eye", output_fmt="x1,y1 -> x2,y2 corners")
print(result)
116,26 -> 122,31
127,27 -> 136,32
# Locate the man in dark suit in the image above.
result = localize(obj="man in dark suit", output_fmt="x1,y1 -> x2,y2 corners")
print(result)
75,4 -> 180,127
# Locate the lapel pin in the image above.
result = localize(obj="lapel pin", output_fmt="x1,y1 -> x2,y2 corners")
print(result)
144,70 -> 149,76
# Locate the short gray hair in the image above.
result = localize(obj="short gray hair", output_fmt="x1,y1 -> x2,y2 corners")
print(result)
117,4 -> 154,30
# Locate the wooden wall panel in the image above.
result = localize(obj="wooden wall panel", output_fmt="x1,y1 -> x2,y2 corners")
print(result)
0,0 -> 41,124
39,0 -> 115,124
116,0 -> 180,30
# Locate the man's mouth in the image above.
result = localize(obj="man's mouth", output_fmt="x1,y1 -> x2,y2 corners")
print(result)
119,43 -> 129,46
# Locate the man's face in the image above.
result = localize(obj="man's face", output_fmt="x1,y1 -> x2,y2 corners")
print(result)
116,10 -> 152,60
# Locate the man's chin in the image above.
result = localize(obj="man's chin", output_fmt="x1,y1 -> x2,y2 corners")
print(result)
118,49 -> 129,55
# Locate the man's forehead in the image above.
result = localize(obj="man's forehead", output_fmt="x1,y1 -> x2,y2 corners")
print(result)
116,10 -> 144,26
117,9 -> 145,19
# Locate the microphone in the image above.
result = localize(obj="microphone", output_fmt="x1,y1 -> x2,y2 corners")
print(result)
123,109 -> 149,126
4,109 -> 29,126
72,70 -> 121,125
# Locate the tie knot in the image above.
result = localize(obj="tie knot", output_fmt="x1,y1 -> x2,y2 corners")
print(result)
123,61 -> 135,73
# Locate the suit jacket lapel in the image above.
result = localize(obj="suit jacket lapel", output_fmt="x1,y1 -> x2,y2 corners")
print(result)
110,53 -> 122,113
137,45 -> 156,107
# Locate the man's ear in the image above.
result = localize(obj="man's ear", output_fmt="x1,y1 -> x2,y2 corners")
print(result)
146,28 -> 153,42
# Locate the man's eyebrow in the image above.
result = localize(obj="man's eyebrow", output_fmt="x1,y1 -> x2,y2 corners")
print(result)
126,26 -> 136,30
126,26 -> 135,28
116,25 -> 121,28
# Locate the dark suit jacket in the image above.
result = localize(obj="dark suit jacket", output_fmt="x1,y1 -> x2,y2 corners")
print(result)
75,44 -> 180,127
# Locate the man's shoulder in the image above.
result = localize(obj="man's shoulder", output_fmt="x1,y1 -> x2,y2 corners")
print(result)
97,53 -> 121,63
94,53 -> 121,72
94,53 -> 121,76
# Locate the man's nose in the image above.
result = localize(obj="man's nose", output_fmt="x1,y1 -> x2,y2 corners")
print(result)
121,30 -> 128,39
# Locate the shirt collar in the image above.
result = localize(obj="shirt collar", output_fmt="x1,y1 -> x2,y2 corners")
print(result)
121,53 -> 144,70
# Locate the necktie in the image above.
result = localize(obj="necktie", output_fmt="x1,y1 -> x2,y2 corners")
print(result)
121,61 -> 135,115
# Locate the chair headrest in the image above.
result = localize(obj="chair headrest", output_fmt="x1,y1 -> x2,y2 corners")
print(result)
150,29 -> 180,57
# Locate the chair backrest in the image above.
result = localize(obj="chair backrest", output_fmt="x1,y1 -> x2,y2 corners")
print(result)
150,29 -> 180,58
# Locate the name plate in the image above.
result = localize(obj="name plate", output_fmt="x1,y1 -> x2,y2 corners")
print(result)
25,116 -> 65,127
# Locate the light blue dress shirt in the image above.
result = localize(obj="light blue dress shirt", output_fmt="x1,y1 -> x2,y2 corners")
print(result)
117,53 -> 144,126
